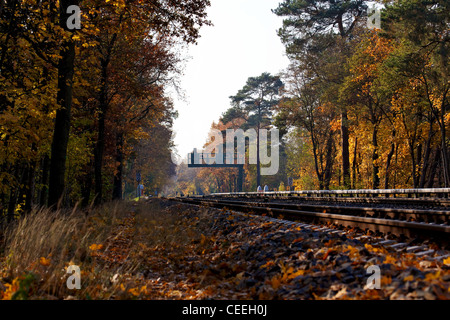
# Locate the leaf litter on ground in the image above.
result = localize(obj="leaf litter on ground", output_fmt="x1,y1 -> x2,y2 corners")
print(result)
1,198 -> 449,300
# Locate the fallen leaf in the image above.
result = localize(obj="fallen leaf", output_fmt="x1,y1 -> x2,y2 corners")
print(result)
89,244 -> 104,251
403,275 -> 414,282
383,255 -> 396,265
443,257 -> 450,266
39,257 -> 51,266
293,237 -> 303,244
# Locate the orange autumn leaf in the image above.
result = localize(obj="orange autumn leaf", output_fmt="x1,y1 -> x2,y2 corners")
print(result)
128,287 -> 140,297
269,276 -> 281,289
403,275 -> 414,282
261,261 -> 275,269
128,286 -> 148,297
364,244 -> 387,254
0,278 -> 20,300
363,289 -> 381,300
89,244 -> 104,251
381,276 -> 392,286
425,271 -> 441,282
39,257 -> 51,266
383,255 -> 397,265
323,248 -> 334,260
443,257 -> 450,266
324,240 -> 335,247
285,269 -> 305,280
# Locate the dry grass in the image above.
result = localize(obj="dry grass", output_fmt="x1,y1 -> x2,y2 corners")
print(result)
0,201 -> 132,299
0,199 -> 216,300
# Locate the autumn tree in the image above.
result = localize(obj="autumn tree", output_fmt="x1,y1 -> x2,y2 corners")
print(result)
78,0 -> 210,204
123,111 -> 177,199
47,0 -> 81,207
379,42 -> 444,188
340,31 -> 395,189
0,1 -> 61,218
276,61 -> 336,190
114,32 -> 183,199
382,0 -> 449,186
222,72 -> 283,187
274,0 -> 368,189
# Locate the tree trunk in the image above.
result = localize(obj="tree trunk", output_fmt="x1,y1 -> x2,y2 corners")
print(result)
439,118 -> 450,187
48,0 -> 79,208
7,187 -> 16,223
384,130 -> 396,189
393,145 -> 399,189
94,109 -> 105,204
323,132 -> 334,190
112,133 -> 124,200
94,31 -> 117,204
7,165 -> 23,222
408,141 -> 418,188
93,55 -> 110,204
256,123 -> 261,188
427,148 -> 440,188
419,122 -> 434,188
372,126 -> 380,189
352,137 -> 358,189
310,134 -> 324,190
39,154 -> 50,207
81,161 -> 93,207
24,162 -> 36,212
341,111 -> 351,189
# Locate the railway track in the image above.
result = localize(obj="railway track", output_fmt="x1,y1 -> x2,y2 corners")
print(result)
211,188 -> 450,208
211,195 -> 450,208
170,190 -> 450,259
174,196 -> 450,239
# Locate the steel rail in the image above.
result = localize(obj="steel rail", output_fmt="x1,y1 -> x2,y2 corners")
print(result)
173,197 -> 450,239
226,196 -> 450,207
211,188 -> 450,197
205,188 -> 450,207
191,198 -> 450,222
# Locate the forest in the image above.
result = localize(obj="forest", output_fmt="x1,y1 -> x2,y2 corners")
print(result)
0,0 -> 449,217
176,0 -> 449,196
0,0 -> 210,220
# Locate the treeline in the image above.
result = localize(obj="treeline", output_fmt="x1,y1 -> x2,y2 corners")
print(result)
0,0 -> 210,220
176,0 -> 449,194
276,0 -> 448,190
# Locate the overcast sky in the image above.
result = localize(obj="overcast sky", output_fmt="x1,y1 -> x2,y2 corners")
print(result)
171,0 -> 290,163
